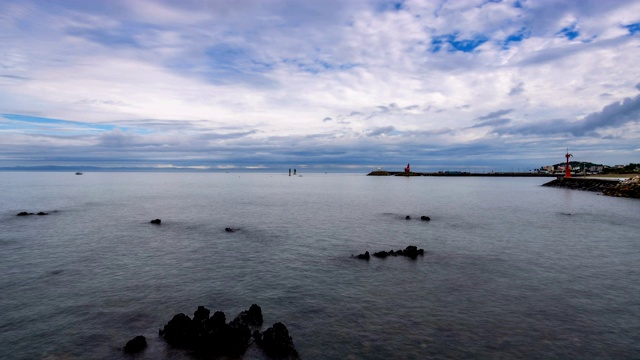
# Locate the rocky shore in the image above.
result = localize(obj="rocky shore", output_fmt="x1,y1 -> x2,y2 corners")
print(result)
542,176 -> 640,199
123,304 -> 299,359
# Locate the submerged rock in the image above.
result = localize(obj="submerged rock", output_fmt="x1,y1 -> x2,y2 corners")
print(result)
225,227 -> 238,232
123,335 -> 147,353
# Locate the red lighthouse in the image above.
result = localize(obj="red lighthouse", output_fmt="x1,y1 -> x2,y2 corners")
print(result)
564,149 -> 573,178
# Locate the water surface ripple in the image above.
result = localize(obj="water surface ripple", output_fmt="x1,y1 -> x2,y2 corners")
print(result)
1,173 -> 639,359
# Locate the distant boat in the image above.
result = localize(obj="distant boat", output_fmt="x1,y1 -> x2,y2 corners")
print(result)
75,172 -> 83,175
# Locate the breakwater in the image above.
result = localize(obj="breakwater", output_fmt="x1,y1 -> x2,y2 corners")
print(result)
542,176 -> 640,199
367,171 -> 555,177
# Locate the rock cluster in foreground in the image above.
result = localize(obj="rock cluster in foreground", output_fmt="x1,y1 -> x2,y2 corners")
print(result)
353,245 -> 425,260
156,304 -> 298,359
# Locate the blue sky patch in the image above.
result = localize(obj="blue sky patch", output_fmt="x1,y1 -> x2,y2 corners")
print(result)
374,1 -> 405,12
2,114 -> 117,134
66,27 -> 141,48
503,28 -> 529,49
625,22 -> 640,35
558,24 -> 580,40
432,33 -> 488,53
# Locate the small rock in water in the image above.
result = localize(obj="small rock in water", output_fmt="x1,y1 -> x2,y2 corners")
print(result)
225,227 -> 238,232
354,251 -> 370,260
405,215 -> 411,220
124,335 -> 147,353
420,216 -> 430,221
150,219 -> 161,224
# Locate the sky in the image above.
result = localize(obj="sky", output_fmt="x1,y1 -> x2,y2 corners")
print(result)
1,0 -> 639,172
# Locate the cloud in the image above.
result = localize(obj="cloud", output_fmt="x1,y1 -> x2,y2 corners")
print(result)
478,109 -> 514,120
366,126 -> 395,137
497,91 -> 640,136
509,82 -> 524,96
1,0 -> 640,169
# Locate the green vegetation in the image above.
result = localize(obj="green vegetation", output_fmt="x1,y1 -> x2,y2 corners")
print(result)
602,163 -> 640,174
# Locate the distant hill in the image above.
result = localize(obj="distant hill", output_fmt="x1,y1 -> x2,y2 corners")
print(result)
551,161 -> 604,168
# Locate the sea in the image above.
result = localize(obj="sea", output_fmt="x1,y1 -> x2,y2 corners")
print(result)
1,172 -> 639,360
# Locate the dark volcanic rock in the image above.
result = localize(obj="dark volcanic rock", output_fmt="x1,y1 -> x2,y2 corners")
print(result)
225,227 -> 238,232
150,219 -> 161,224
373,250 -> 390,258
159,305 -> 268,357
400,245 -> 423,259
358,246 -> 424,260
259,322 -> 299,359
420,216 -> 431,221
17,211 -> 49,216
405,215 -> 411,220
233,303 -> 263,327
124,335 -> 147,353
209,311 -> 226,328
159,313 -> 193,347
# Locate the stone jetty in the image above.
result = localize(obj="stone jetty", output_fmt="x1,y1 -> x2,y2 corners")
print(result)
603,176 -> 640,198
542,176 -> 640,199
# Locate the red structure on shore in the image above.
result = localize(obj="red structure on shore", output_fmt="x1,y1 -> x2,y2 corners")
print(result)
404,163 -> 411,173
565,150 -> 573,178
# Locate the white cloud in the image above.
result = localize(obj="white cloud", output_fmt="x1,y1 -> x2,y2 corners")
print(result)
1,0 -> 639,169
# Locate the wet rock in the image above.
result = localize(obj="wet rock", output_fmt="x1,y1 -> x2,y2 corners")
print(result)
400,245 -> 424,259
150,219 -> 161,224
603,176 -> 640,198
123,335 -> 147,353
373,250 -> 390,258
159,305 -> 266,357
225,227 -> 238,232
259,322 -> 299,359
233,303 -> 263,327
405,215 -> 411,220
420,216 -> 431,221
222,321 -> 252,356
36,212 -> 48,215
17,212 -> 32,216
159,313 -> 193,347
209,311 -> 226,329
357,246 -> 424,260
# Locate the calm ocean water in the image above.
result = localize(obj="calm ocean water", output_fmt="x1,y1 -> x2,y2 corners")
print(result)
1,172 -> 639,359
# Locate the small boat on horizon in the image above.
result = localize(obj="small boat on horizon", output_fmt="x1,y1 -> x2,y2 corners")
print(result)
75,172 -> 83,175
